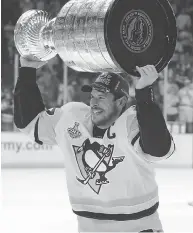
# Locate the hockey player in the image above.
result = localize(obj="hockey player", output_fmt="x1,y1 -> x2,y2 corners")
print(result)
14,57 -> 175,232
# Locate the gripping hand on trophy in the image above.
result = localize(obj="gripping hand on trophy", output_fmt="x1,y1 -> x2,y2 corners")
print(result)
135,65 -> 158,90
20,56 -> 47,69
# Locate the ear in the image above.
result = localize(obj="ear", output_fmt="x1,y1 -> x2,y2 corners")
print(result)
116,96 -> 127,108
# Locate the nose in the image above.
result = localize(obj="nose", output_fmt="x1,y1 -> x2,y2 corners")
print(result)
90,97 -> 98,107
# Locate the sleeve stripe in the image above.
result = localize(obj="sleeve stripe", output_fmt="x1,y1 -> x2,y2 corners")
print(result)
34,118 -> 43,145
164,135 -> 175,159
131,132 -> 140,146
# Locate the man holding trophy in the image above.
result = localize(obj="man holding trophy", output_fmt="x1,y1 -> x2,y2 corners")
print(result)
13,0 -> 177,232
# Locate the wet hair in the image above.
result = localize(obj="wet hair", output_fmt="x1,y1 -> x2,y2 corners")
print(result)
113,92 -> 126,100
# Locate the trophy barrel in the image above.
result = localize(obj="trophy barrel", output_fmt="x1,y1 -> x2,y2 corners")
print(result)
14,10 -> 57,61
54,0 -> 176,74
54,0 -> 120,73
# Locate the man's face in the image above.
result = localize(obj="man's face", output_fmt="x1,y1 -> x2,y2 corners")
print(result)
90,89 -> 120,128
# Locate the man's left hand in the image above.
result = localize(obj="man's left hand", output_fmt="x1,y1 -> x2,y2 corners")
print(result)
135,65 -> 158,89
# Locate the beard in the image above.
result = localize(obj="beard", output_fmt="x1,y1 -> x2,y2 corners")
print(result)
91,105 -> 119,128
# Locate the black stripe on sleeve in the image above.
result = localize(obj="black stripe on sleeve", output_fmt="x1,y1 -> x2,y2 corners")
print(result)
34,118 -> 43,145
131,132 -> 140,146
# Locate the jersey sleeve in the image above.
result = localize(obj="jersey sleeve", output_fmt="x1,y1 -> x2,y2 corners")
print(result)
19,102 -> 89,146
20,107 -> 63,145
132,134 -> 175,163
14,67 -> 63,145
14,66 -> 90,146
127,109 -> 175,163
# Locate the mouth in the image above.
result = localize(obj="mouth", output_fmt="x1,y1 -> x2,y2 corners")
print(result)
91,108 -> 103,115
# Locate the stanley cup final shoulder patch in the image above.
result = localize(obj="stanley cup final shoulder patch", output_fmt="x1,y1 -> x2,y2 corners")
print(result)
67,122 -> 82,139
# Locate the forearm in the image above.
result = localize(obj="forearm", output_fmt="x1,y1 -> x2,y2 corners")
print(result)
135,86 -> 171,157
14,67 -> 45,129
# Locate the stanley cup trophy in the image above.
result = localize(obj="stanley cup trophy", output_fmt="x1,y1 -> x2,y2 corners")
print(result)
14,0 -> 177,76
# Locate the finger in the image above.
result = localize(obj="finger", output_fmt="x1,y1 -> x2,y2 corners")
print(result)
145,65 -> 158,76
136,66 -> 147,76
22,54 -> 38,61
144,65 -> 153,73
146,65 -> 153,72
140,66 -> 149,76
136,66 -> 142,76
149,65 -> 157,73
153,66 -> 158,74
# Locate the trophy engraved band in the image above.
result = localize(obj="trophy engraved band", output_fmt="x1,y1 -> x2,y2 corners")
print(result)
14,0 -> 177,75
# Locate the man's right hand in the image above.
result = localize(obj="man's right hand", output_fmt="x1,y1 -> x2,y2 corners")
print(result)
20,56 -> 47,69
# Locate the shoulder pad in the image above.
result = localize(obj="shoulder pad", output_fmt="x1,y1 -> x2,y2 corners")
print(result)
125,105 -> 136,116
61,102 -> 90,116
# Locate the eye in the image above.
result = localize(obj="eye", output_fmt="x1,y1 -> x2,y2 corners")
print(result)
99,96 -> 105,100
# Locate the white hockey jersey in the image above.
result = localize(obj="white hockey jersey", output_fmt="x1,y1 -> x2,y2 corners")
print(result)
20,101 -> 174,232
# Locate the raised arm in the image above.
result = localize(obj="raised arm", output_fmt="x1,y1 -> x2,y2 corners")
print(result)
14,57 -> 62,145
130,65 -> 175,161
14,57 -> 46,129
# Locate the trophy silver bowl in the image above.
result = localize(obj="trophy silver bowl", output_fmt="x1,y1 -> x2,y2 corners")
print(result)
14,0 -> 177,75
14,10 -> 57,62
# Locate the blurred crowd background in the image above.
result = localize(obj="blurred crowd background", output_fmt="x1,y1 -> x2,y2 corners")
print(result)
1,0 -> 193,133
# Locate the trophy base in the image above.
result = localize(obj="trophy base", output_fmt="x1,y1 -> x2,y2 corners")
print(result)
105,0 -> 177,75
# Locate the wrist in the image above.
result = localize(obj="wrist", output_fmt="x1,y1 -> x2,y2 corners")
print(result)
135,82 -> 148,90
135,86 -> 154,103
135,81 -> 154,90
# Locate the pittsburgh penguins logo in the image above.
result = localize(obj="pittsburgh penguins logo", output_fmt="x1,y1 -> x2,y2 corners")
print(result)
73,139 -> 124,194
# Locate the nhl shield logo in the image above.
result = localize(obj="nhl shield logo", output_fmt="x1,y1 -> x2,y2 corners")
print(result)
73,139 -> 125,194
67,122 -> 82,139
